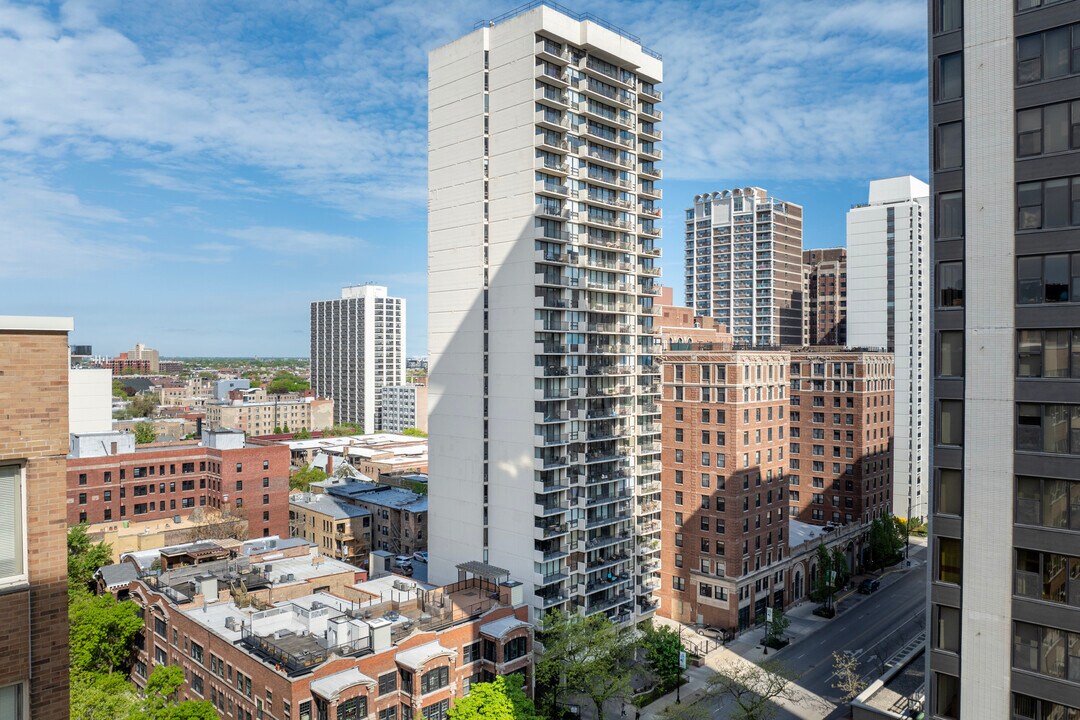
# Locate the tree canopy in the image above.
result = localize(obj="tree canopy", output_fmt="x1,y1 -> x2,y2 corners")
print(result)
265,371 -> 310,394
68,524 -> 114,596
134,421 -> 158,445
401,427 -> 428,437
322,423 -> 364,437
868,513 -> 906,570
290,465 -> 328,491
640,621 -> 684,691
448,674 -> 542,720
115,392 -> 159,420
69,592 -> 144,675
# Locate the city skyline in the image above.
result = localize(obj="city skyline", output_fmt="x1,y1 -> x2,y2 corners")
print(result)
0,0 -> 929,357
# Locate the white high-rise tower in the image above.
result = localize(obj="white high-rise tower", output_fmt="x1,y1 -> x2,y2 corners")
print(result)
428,4 -> 664,622
310,284 -> 405,432
846,176 -> 929,520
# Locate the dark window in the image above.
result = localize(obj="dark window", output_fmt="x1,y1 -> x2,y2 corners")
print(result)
78,473 -> 87,485
1017,24 -> 1080,86
937,262 -> 963,307
936,469 -> 962,516
504,636 -> 528,662
937,537 -> 962,585
934,0 -> 960,33
1017,329 -> 1080,378
1015,548 -> 1080,607
1013,621 -> 1080,681
938,331 -> 963,377
934,673 -> 959,719
399,669 -> 413,694
937,52 -> 962,101
937,192 -> 963,238
191,641 -> 203,664
420,700 -> 449,720
1016,403 -> 1080,454
336,697 -> 367,720
1018,178 -> 1080,230
934,605 -> 960,653
1016,475 -> 1080,530
420,666 -> 449,694
182,463 -> 194,473
154,617 -> 167,637
461,641 -> 481,664
936,122 -> 963,170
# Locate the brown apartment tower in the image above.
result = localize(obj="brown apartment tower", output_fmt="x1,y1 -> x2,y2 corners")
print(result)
787,349 -> 894,526
802,248 -> 847,346
657,306 -> 791,630
0,317 -> 72,720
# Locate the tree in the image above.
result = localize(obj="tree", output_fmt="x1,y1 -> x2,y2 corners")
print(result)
134,421 -> 158,445
69,592 -> 144,674
322,423 -> 363,437
868,513 -> 906,571
640,621 -> 683,691
535,609 -> 636,720
266,371 -> 309,394
831,651 -> 867,702
448,674 -> 542,720
136,664 -> 218,720
763,608 -> 790,647
812,543 -> 833,606
184,507 -> 248,542
115,392 -> 158,420
282,423 -> 290,433
290,464 -> 328,491
71,670 -> 139,720
273,426 -> 282,434
402,427 -> 428,437
68,524 -> 114,595
831,547 -> 849,589
294,427 -> 312,439
112,379 -> 130,398
660,704 -> 711,720
707,660 -> 806,720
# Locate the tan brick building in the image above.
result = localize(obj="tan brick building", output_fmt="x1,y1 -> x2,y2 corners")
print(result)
657,307 -> 793,630
205,395 -> 334,435
787,349 -> 894,525
802,248 -> 847,345
0,317 -> 72,719
289,492 -> 373,565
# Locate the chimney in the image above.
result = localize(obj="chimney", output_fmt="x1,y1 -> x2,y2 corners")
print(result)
326,454 -> 333,476
500,580 -> 524,607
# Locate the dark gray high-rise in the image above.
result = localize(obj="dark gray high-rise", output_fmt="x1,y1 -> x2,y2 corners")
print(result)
929,0 -> 1080,718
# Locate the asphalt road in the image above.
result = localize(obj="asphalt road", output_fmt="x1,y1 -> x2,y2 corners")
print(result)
772,560 -> 927,718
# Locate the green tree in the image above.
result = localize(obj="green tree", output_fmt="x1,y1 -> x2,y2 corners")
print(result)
134,421 -> 157,445
282,423 -> 290,433
831,650 -> 867,702
536,609 -> 636,720
266,371 -> 310,394
322,423 -> 363,437
69,593 -> 144,674
135,664 -> 218,720
448,674 -> 541,720
812,543 -> 833,607
68,524 -> 114,595
640,621 -> 683,691
112,379 -> 130,398
71,670 -> 139,720
273,426 -> 282,434
290,465 -> 328,491
294,427 -> 312,439
707,660 -> 808,720
402,427 -> 428,437
831,547 -> 849,589
764,608 -> 790,647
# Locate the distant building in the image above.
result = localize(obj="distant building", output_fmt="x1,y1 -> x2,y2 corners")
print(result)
846,176 -> 929,519
802,248 -> 847,345
309,478 -> 427,557
311,285 -> 405,431
204,394 -> 334,435
213,379 -> 251,401
379,384 -> 428,434
1,315 -> 73,718
128,343 -> 160,373
67,428 -> 290,539
283,434 -> 428,478
685,188 -> 804,347
119,540 -> 533,720
158,360 -> 184,374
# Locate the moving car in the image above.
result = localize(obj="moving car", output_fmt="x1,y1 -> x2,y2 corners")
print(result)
858,578 -> 881,594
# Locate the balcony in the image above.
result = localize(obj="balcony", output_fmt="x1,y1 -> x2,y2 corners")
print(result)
586,593 -> 631,615
638,125 -> 662,141
536,39 -> 571,65
535,271 -> 579,288
535,455 -> 570,471
586,490 -> 631,507
639,84 -> 662,102
535,502 -> 569,517
535,179 -> 569,197
638,105 -> 662,122
541,592 -> 568,608
583,145 -> 634,171
584,191 -> 634,213
639,266 -> 661,276
538,65 -> 571,87
535,109 -> 570,132
639,225 -> 661,237
534,364 -> 569,378
534,522 -> 570,540
639,184 -> 661,199
578,77 -> 635,108
535,85 -> 570,110
638,164 -> 661,179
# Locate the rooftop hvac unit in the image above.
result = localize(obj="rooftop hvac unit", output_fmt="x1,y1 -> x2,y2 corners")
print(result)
264,564 -> 273,573
287,574 -> 295,581
278,575 -> 288,584
224,617 -> 238,631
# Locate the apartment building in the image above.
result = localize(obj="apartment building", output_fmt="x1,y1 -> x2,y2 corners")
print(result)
657,306 -> 792,630
120,538 -> 532,720
0,316 -> 73,720
311,285 -> 406,431
204,394 -> 334,435
787,349 -> 894,526
684,188 -> 804,347
847,177 -> 930,521
379,384 -> 428,434
284,434 -> 429,478
289,492 -> 373,565
428,4 -> 664,622
802,248 -> 847,346
312,479 -> 428,557
927,1 -> 1080,717
67,429 -> 290,539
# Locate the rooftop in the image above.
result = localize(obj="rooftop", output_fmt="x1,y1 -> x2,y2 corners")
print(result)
289,493 -> 373,521
852,645 -> 925,718
329,485 -> 427,512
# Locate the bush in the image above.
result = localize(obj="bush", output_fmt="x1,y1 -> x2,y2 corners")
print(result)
813,605 -> 836,619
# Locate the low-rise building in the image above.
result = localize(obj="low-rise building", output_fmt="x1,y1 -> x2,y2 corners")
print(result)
284,434 -> 428,477
307,479 -> 428,557
205,395 -> 334,435
118,542 -> 533,720
379,384 -> 428,433
67,428 -> 290,539
289,492 -> 373,565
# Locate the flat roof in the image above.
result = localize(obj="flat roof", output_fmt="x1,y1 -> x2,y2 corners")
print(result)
289,493 -> 372,520
0,316 -> 74,332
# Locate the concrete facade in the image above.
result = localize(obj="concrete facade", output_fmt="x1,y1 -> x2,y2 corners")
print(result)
0,317 -> 73,720
847,176 -> 930,520
311,285 -> 406,432
428,5 -> 664,622
802,248 -> 847,346
69,367 -> 113,435
205,396 -> 334,435
379,384 -> 428,434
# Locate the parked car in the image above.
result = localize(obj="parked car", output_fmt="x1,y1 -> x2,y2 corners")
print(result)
699,625 -> 732,642
394,555 -> 413,569
858,578 -> 881,594
413,551 -> 429,563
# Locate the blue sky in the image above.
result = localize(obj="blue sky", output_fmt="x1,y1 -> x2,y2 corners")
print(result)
0,0 -> 928,357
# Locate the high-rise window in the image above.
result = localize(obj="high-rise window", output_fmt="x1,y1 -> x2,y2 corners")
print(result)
937,192 -> 963,238
936,53 -> 962,101
936,537 -> 962,585
937,262 -> 964,307
938,331 -> 963,377
935,0 -> 961,33
935,122 -> 963,170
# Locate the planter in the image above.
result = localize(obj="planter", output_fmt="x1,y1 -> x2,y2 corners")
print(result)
813,605 -> 836,619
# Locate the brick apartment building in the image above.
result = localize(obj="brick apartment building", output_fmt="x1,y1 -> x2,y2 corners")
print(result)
0,317 -> 73,719
657,307 -> 793,630
117,538 -> 532,720
802,248 -> 847,345
787,349 -> 894,525
67,429 -> 290,539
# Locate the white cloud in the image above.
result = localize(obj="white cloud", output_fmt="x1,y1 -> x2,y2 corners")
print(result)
224,226 -> 366,254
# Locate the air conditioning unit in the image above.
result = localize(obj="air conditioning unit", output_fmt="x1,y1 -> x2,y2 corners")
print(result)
224,617 -> 238,631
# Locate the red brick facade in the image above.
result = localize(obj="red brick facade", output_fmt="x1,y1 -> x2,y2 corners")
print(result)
67,441 -> 291,539
0,323 -> 72,720
787,350 -> 894,525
